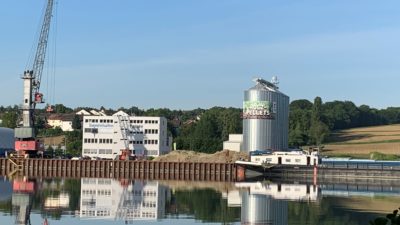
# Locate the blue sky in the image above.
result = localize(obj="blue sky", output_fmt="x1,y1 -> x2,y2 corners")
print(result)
1,0 -> 399,110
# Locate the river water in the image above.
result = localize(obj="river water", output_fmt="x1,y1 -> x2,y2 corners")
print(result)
0,177 -> 399,225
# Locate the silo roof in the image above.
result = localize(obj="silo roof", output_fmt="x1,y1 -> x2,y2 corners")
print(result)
248,78 -> 288,96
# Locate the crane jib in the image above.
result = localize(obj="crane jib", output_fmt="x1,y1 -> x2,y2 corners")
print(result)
14,0 -> 55,156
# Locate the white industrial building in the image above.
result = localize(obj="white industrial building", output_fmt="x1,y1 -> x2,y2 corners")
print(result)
223,134 -> 243,152
80,178 -> 168,221
82,111 -> 172,159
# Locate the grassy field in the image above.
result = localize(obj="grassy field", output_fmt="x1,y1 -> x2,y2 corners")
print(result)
39,135 -> 65,147
323,124 -> 400,158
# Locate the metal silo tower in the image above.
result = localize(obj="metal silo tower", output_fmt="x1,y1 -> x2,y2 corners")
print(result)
242,77 -> 289,152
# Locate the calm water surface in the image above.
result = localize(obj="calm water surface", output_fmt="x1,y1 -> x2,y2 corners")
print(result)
0,177 -> 399,225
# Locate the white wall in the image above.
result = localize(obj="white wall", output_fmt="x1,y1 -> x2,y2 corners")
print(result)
82,113 -> 171,159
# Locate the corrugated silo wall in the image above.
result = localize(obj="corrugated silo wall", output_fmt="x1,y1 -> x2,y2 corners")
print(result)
242,89 -> 289,152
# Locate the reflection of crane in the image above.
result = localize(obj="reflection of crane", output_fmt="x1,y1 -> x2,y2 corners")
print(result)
14,0 -> 55,157
12,177 -> 36,225
116,180 -> 135,221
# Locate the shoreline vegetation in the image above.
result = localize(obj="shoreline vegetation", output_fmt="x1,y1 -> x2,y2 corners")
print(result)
1,97 -> 400,160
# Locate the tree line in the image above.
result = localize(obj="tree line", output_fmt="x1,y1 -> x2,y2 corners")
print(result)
2,99 -> 400,154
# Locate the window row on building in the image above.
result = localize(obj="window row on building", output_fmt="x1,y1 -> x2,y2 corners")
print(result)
84,128 -> 99,133
144,129 -> 158,134
142,201 -> 157,208
82,189 -> 112,196
96,210 -> 111,217
141,212 -> 156,218
144,139 -> 158,145
82,190 -> 96,195
133,190 -> 157,197
99,139 -> 113,144
81,210 -> 96,216
83,149 -> 113,155
129,130 -> 144,134
97,189 -> 112,196
121,119 -> 159,124
83,149 -> 98,154
127,140 -> 158,145
99,149 -> 113,154
84,138 -> 98,144
85,119 -> 114,123
84,138 -> 113,144
82,199 -> 96,206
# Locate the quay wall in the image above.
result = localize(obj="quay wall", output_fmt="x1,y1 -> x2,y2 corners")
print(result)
0,158 -> 237,181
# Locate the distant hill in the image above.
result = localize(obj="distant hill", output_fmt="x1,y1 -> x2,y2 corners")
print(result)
323,124 -> 400,158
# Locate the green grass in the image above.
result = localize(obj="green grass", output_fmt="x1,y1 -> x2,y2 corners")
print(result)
369,152 -> 400,161
322,152 -> 400,161
322,153 -> 370,159
327,139 -> 400,145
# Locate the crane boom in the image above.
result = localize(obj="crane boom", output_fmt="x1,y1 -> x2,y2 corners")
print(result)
32,0 -> 54,95
15,0 -> 55,156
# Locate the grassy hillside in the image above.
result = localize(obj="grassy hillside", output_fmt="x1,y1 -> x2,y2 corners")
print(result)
323,124 -> 400,158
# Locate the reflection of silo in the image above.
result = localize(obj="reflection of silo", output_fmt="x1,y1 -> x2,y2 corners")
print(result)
241,192 -> 288,225
243,78 -> 289,152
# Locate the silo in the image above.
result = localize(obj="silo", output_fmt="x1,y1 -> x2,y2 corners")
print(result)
242,77 -> 289,152
241,192 -> 288,225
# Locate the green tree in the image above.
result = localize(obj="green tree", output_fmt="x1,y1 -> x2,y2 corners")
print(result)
72,115 -> 81,130
54,104 -> 73,114
309,97 -> 329,145
2,111 -> 18,128
65,130 -> 82,156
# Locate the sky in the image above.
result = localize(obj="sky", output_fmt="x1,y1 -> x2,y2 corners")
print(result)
0,0 -> 400,110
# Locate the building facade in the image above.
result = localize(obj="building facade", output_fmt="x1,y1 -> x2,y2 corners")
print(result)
82,111 -> 172,159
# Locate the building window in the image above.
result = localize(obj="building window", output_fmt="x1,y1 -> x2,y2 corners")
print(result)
285,159 -> 291,163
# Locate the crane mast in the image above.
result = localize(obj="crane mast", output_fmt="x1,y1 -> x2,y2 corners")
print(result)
15,0 -> 54,156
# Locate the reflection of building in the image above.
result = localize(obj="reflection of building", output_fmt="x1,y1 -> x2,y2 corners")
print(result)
224,182 -> 321,225
80,178 -> 169,222
231,182 -> 320,203
44,193 -> 70,210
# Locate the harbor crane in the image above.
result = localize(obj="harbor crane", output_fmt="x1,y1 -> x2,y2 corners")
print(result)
14,0 -> 55,157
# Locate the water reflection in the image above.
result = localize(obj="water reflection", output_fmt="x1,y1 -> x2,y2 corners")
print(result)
0,176 -> 400,225
12,178 -> 35,225
80,178 -> 169,221
233,183 -> 320,225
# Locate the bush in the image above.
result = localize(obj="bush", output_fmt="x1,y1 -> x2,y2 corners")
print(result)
370,207 -> 400,225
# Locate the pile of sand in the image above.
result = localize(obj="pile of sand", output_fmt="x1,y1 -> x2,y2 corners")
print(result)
154,150 -> 249,163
